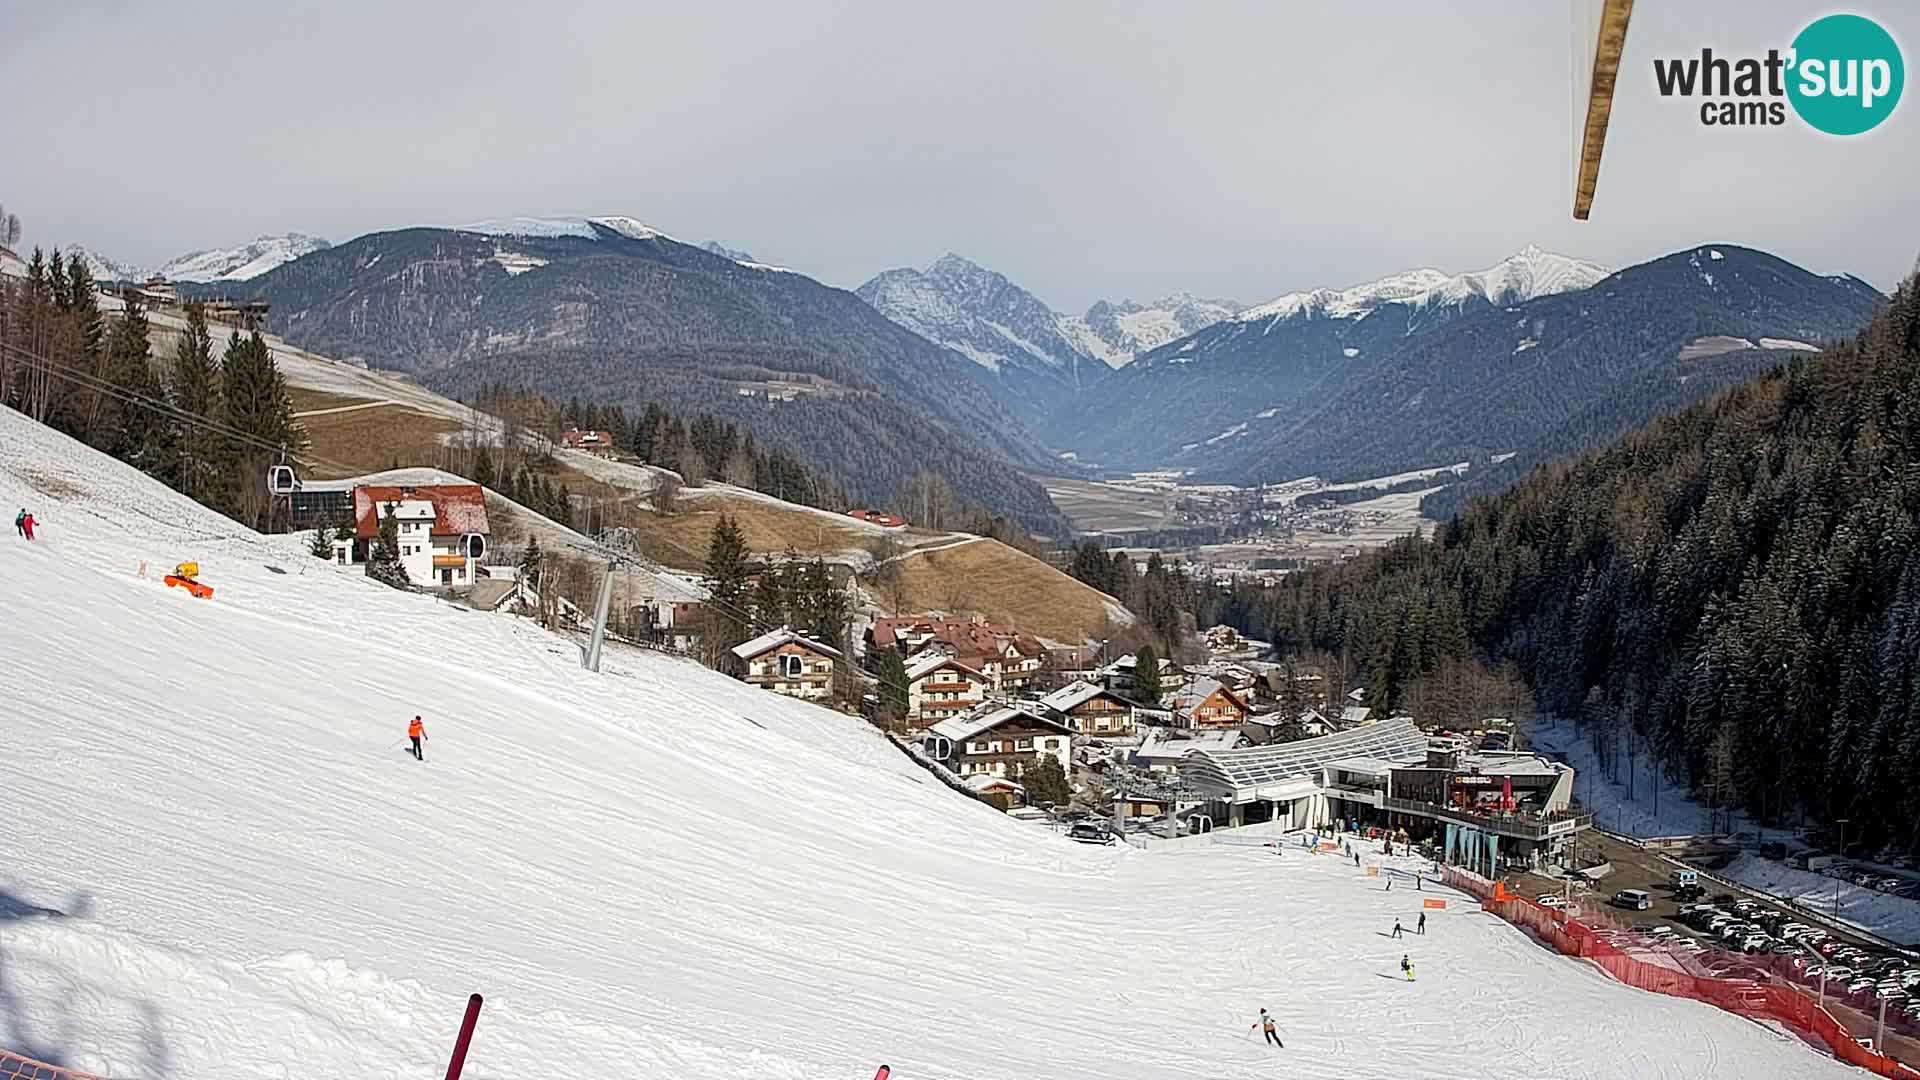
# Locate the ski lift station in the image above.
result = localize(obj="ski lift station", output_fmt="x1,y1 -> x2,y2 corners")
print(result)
1176,717 -> 1592,874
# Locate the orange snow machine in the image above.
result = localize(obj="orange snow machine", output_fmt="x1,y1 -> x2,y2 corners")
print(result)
164,561 -> 214,599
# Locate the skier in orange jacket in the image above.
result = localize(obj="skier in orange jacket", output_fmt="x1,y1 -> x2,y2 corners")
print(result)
407,716 -> 428,761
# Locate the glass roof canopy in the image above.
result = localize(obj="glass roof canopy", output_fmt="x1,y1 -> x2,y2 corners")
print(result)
1180,717 -> 1428,799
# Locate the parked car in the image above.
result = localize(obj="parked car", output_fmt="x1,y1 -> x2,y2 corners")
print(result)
1538,893 -> 1567,909
1826,966 -> 1858,981
1674,883 -> 1706,901
1613,889 -> 1653,911
1067,822 -> 1114,845
1740,933 -> 1772,953
1769,942 -> 1798,955
1847,977 -> 1878,994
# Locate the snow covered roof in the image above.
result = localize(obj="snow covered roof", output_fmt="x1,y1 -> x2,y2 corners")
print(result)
1170,677 -> 1245,713
1340,706 -> 1373,725
929,704 -> 1070,744
1179,717 -> 1429,799
730,627 -> 843,662
353,483 -> 489,539
1038,680 -> 1138,713
905,653 -> 986,683
963,773 -> 1024,794
1134,731 -> 1242,764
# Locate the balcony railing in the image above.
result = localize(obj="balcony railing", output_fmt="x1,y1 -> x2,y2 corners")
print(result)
1380,796 -> 1594,840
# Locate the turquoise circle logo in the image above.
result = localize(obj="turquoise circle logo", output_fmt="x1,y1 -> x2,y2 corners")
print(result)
1788,14 -> 1904,135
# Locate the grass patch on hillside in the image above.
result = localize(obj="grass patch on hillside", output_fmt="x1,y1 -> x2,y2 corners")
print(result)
883,539 -> 1119,643
290,388 -> 459,479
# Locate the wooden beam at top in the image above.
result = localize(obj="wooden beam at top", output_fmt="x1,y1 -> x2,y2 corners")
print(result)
1574,0 -> 1635,221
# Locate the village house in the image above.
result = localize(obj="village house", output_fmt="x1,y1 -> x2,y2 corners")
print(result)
923,704 -> 1073,781
731,627 -> 842,701
962,773 -> 1025,810
560,429 -> 617,457
1130,729 -> 1243,774
846,508 -> 907,528
345,483 -> 491,589
1169,676 -> 1250,731
1096,652 -> 1183,700
867,614 -> 1047,693
1203,624 -> 1243,653
0,245 -> 27,280
903,653 -> 992,728
1037,680 -> 1145,741
1242,707 -> 1333,747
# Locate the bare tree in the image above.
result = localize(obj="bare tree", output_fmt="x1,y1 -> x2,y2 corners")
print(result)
652,472 -> 681,515
0,204 -> 20,249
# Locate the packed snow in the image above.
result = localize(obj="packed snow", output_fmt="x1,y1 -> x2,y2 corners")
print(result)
1719,856 -> 1920,947
1758,337 -> 1820,352
0,411 -> 1864,1078
460,215 -> 677,243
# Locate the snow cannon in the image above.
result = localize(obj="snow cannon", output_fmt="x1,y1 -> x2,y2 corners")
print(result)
163,561 -> 214,600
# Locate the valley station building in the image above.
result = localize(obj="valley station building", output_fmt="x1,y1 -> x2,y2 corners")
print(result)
1175,718 -> 1592,875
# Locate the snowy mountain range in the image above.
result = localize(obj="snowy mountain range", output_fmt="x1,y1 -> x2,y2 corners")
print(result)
858,254 -> 1240,379
68,233 -> 331,284
1228,246 -> 1609,327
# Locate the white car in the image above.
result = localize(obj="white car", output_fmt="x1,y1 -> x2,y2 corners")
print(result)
1537,894 -> 1567,909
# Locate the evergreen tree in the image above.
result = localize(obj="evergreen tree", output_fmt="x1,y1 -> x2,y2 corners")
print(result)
473,444 -> 496,489
309,524 -> 334,559
169,303 -> 231,512
1133,644 -> 1162,703
366,503 -> 412,590
1017,754 -> 1072,807
222,330 -> 302,532
104,296 -> 175,480
876,646 -> 910,725
519,534 -> 544,589
704,513 -> 752,655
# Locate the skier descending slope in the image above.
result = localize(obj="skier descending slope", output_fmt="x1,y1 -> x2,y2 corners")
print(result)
1253,1008 -> 1283,1047
1401,954 -> 1416,982
407,715 -> 428,761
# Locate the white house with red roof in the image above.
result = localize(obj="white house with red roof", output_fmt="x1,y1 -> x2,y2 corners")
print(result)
348,483 -> 491,589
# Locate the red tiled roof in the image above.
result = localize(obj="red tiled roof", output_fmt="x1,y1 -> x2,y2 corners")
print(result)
353,484 -> 490,540
869,615 -> 1043,658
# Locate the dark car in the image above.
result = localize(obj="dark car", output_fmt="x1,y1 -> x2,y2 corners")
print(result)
1067,822 -> 1115,845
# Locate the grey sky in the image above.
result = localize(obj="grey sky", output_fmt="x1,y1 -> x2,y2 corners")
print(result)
3,1 -> 1914,310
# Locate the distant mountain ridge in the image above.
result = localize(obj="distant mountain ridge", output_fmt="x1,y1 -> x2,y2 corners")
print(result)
191,218 -> 1073,534
69,233 -> 331,284
858,254 -> 1241,379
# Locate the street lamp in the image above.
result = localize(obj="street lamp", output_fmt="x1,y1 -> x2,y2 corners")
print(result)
1835,818 -> 1850,919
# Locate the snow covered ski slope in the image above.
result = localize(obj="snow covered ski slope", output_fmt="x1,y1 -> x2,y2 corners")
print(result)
0,409 -> 1862,1079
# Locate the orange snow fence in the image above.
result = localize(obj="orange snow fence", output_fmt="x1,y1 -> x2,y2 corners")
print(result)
0,1050 -> 113,1080
1422,898 -> 1448,910
1482,894 -> 1920,1078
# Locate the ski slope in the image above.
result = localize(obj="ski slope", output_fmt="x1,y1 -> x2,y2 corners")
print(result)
0,409 -> 1861,1079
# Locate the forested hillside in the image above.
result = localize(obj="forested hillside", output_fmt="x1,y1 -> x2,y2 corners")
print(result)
435,347 -> 1073,536
1240,277 -> 1920,850
200,224 -> 1073,533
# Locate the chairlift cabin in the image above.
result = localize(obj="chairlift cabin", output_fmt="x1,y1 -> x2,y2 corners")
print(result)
267,464 -> 298,496
464,533 -> 487,561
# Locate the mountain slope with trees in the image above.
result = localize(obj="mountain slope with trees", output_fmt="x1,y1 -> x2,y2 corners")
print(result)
1238,275 -> 1920,850
196,222 -> 1070,531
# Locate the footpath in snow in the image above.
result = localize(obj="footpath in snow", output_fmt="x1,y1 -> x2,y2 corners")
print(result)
0,409 -> 1863,1079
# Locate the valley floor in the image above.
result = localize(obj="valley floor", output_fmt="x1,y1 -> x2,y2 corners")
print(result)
0,409 -> 1861,1079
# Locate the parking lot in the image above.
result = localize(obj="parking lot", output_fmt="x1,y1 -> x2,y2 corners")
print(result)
1515,831 -> 1920,1066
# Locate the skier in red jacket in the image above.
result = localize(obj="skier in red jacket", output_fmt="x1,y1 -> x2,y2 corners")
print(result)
407,716 -> 428,761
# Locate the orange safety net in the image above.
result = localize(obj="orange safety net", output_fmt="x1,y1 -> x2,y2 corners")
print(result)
0,1052 -> 112,1080
1482,893 -> 1920,1079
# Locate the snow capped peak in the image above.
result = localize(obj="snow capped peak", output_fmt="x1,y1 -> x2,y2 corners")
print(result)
157,233 -> 331,283
1234,248 -> 1607,327
65,245 -> 146,284
461,215 -> 678,244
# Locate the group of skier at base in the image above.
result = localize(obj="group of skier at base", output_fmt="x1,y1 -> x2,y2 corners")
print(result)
1257,835 -> 1427,1049
14,507 -> 37,540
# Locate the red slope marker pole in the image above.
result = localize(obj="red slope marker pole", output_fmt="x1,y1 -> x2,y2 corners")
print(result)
873,1067 -> 891,1080
445,993 -> 484,1080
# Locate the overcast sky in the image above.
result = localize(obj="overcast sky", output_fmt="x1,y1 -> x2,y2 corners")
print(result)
3,1 -> 1914,309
